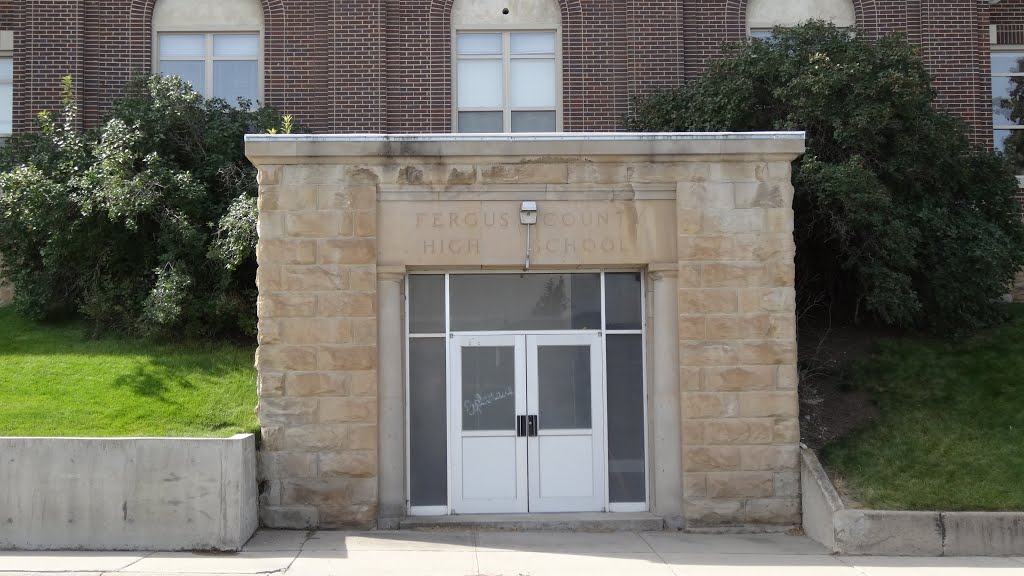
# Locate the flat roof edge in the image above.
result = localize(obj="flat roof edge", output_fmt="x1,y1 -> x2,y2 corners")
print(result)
244,131 -> 806,143
245,132 -> 806,161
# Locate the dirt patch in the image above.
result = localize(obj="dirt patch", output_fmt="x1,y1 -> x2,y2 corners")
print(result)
797,320 -> 892,450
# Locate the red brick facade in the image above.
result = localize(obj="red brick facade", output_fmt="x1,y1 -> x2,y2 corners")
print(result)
0,0 -> 1018,141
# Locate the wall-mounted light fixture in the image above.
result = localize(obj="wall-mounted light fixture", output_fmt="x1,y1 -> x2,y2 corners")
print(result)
521,201 -> 537,270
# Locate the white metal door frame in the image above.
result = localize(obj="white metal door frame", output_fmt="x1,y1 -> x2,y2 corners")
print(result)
526,332 -> 606,512
406,271 -> 650,517
449,334 -> 528,514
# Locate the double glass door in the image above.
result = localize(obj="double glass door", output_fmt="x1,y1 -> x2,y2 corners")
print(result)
450,333 -> 605,514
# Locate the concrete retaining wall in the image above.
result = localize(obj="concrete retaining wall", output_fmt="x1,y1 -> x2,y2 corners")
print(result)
0,434 -> 258,551
801,449 -> 1024,556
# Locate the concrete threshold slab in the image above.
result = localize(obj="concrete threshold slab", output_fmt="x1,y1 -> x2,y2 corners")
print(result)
399,512 -> 665,532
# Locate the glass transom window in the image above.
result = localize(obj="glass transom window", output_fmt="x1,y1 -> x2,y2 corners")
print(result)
456,31 -> 558,133
158,33 -> 260,105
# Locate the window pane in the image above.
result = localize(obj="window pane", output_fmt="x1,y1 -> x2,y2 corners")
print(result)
410,274 -> 445,334
995,129 -> 1013,152
160,34 -> 205,58
749,29 -> 775,40
511,32 -> 555,55
510,59 -> 555,108
993,75 -> 1024,126
450,274 -> 601,331
511,111 -> 556,133
607,334 -> 646,503
0,83 -> 11,134
457,33 -> 502,56
160,60 -> 206,94
461,346 -> 516,432
214,34 -> 259,58
993,52 -> 1024,75
409,338 -> 448,507
605,272 -> 642,330
213,60 -> 258,104
457,59 -> 502,108
538,345 -> 591,430
0,57 -> 11,81
996,129 -> 1024,174
458,111 -> 503,133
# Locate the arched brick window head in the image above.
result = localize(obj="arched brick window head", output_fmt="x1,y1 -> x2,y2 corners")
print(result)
451,0 -> 562,133
746,0 -> 855,38
152,0 -> 265,105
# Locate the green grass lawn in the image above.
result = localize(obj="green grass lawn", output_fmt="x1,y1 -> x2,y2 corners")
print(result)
0,306 -> 258,437
822,304 -> 1024,511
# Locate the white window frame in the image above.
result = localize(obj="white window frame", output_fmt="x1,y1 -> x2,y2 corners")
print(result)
452,27 -> 563,133
153,31 -> 264,104
0,30 -> 13,138
990,44 -> 1024,157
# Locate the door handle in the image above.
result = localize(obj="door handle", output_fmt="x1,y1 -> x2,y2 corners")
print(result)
528,415 -> 538,437
517,415 -> 526,437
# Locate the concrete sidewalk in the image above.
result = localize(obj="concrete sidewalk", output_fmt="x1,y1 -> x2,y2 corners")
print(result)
2,530 -> 1024,575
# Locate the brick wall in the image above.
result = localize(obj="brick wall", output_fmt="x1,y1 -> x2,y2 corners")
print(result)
2,0 -> 1017,141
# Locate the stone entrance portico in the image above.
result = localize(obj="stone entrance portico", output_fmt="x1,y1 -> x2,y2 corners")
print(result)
245,133 -> 805,530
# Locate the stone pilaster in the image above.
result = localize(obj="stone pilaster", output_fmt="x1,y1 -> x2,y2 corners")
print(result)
676,160 -> 800,527
649,264 -> 683,529
254,163 -> 379,529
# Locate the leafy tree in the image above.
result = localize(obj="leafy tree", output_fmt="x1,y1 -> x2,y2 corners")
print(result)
626,22 -> 1024,332
0,75 -> 288,339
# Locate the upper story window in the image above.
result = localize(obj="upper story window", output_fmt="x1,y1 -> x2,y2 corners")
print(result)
746,0 -> 855,38
452,0 -> 561,133
991,50 -> 1024,156
456,31 -> 558,133
0,30 -> 13,137
152,0 -> 264,105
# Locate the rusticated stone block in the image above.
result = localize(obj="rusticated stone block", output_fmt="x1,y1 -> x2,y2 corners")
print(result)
258,398 -> 318,426
318,397 -> 378,423
678,289 -> 739,314
318,292 -> 376,317
258,292 -> 317,318
683,473 -> 707,499
740,445 -> 799,471
318,239 -> 376,265
318,345 -> 377,371
256,345 -> 318,371
682,446 -> 740,472
258,185 -> 317,211
746,497 -> 801,525
684,498 -> 745,526
319,451 -> 378,478
258,372 -> 284,398
704,419 -> 774,445
705,366 -> 775,392
678,315 -> 707,340
282,477 -> 377,507
706,472 -> 774,498
286,211 -> 344,238
256,239 -> 317,265
701,262 -> 768,288
739,391 -> 799,418
281,265 -> 350,291
678,236 -> 735,261
682,393 -> 738,419
285,372 -> 352,397
737,287 -> 796,313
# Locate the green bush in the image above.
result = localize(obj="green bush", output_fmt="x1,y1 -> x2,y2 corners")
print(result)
0,75 -> 287,339
625,22 -> 1024,332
